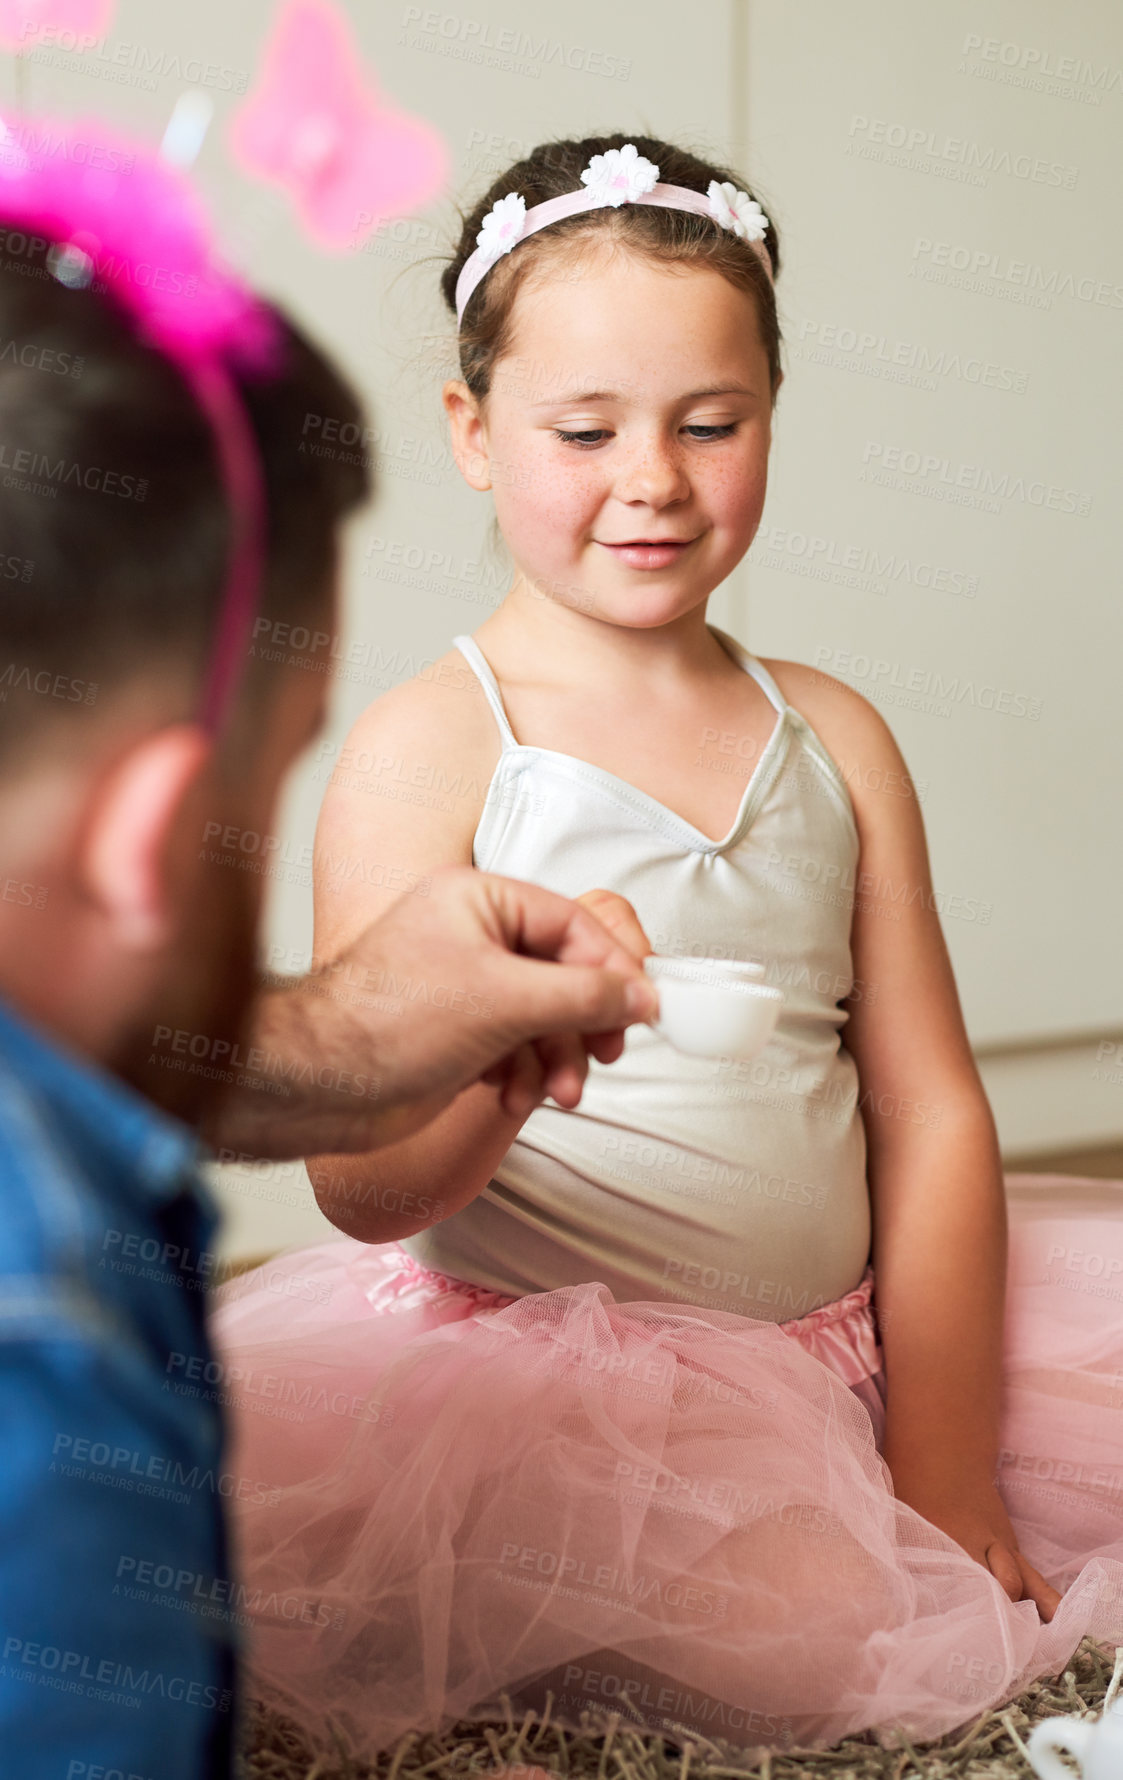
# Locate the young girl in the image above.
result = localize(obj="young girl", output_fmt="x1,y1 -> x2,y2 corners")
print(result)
212,134 -> 1123,1758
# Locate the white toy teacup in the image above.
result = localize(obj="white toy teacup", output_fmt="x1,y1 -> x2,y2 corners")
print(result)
643,955 -> 783,1060
1028,1706 -> 1123,1780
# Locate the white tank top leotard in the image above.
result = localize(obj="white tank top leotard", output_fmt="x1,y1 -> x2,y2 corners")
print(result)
401,625 -> 871,1323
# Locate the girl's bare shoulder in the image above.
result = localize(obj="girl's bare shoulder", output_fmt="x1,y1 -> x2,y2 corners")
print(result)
757,655 -> 918,808
313,646 -> 504,920
341,644 -> 503,777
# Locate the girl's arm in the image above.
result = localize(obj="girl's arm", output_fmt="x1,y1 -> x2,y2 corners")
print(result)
305,662 -> 535,1240
304,662 -> 649,1243
768,662 -> 1061,1621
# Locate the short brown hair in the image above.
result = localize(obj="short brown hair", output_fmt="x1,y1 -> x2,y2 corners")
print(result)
0,230 -> 370,758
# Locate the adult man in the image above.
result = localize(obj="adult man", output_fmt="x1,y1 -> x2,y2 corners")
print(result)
0,150 -> 654,1777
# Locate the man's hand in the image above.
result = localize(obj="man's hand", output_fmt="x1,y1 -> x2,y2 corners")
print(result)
207,867 -> 658,1159
478,885 -> 655,1119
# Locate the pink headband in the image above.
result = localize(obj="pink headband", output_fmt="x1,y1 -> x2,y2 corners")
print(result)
0,113 -> 280,735
455,143 -> 772,326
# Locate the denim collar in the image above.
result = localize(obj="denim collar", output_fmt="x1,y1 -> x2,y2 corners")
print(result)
0,995 -> 203,1209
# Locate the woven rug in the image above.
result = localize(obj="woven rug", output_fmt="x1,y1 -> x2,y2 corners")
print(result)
237,1638 -> 1121,1778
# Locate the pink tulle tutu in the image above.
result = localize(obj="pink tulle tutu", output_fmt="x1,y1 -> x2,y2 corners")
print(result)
210,1172 -> 1123,1757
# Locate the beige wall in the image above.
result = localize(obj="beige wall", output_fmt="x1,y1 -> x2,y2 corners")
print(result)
738,0 -> 1120,1037
734,0 -> 1123,1163
13,0 -> 1120,1256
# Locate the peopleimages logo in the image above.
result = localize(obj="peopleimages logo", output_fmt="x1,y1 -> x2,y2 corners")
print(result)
813,647 -> 1042,721
496,1543 -> 726,1616
0,122 -> 134,172
959,32 -> 1123,101
1,1635 -> 230,1712
751,522 -> 980,596
860,442 -> 1092,516
0,443 -> 146,501
847,114 -> 1078,188
911,238 -> 1123,308
397,7 -> 632,81
113,1555 -> 344,1631
559,1661 -> 792,1740
21,25 -> 249,92
764,843 -> 994,926
49,1433 -> 279,1505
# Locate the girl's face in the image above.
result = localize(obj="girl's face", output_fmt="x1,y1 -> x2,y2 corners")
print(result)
446,246 -> 778,630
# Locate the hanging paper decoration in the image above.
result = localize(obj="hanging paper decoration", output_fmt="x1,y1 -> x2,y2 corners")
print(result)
230,0 -> 447,251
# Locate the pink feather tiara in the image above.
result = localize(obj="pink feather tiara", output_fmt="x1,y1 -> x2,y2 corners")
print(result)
455,142 -> 772,326
0,112 -> 281,733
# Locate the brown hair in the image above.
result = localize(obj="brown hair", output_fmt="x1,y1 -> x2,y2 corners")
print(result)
441,134 -> 782,405
0,230 -> 370,759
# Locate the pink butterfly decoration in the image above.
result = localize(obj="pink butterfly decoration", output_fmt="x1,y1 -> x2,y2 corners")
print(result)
230,0 -> 447,251
0,0 -> 114,53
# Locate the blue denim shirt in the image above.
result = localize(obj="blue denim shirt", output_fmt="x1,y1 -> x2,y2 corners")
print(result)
0,998 -> 238,1779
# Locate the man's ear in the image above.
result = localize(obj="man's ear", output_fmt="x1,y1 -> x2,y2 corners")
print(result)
442,378 -> 493,492
79,725 -> 215,953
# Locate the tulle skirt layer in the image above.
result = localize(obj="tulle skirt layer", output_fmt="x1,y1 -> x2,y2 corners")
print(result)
211,1173 -> 1123,1758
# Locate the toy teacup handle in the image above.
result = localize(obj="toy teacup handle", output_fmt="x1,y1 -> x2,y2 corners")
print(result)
1027,1717 -> 1095,1780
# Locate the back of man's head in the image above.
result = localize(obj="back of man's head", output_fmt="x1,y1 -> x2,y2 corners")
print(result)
0,220 -> 371,1108
0,227 -> 369,763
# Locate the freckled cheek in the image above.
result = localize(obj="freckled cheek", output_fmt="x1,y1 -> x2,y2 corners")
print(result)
701,457 -> 769,542
493,448 -> 606,555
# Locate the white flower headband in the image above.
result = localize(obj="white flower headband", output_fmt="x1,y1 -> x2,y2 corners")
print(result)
454,142 -> 772,325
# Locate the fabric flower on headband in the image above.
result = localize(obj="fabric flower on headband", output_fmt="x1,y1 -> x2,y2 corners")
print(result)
580,142 -> 659,208
474,190 -> 526,267
707,179 -> 769,243
458,145 -> 772,326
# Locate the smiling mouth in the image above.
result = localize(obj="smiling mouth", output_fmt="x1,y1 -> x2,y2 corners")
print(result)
594,537 -> 699,572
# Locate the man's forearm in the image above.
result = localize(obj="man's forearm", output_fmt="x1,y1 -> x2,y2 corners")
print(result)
201,973 -> 401,1161
197,871 -> 656,1164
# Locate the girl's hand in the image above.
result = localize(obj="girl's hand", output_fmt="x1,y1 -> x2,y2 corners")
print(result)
890,1469 -> 1063,1621
575,888 -> 654,964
